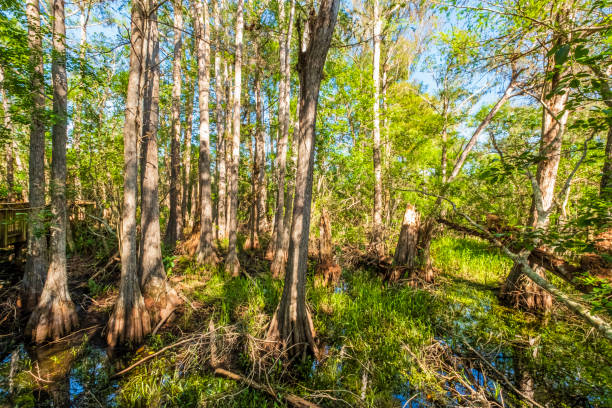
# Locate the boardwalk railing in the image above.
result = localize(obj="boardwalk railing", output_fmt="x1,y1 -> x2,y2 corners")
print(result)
0,202 -> 28,249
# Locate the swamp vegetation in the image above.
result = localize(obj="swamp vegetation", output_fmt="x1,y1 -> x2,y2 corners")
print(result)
0,0 -> 611,406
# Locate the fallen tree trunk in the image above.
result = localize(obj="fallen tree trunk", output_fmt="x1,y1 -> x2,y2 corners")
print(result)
214,367 -> 321,408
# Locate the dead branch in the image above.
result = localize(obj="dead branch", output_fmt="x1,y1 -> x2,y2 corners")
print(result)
214,367 -> 321,408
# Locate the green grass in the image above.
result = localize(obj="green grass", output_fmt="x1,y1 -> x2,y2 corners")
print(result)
5,234 -> 608,407
92,235 -> 612,406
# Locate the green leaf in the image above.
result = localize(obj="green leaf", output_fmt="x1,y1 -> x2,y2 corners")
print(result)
554,44 -> 571,66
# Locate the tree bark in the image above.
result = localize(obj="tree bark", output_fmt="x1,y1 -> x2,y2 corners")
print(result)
370,0 -> 384,258
23,0 -> 47,312
72,0 -> 90,200
182,77 -> 194,231
194,0 -> 219,266
602,125 -> 612,200
315,208 -> 341,286
266,0 -> 339,360
165,0 -> 184,247
107,0 -> 151,348
224,61 -> 233,240
213,0 -> 227,240
501,40 -> 569,312
139,0 -> 179,325
268,0 -> 295,272
245,122 -> 259,250
0,65 -> 15,202
390,203 -> 419,281
254,70 -> 267,236
225,0 -> 244,276
27,0 -> 78,343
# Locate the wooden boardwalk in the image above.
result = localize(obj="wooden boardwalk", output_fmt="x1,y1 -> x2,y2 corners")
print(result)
0,202 -> 28,249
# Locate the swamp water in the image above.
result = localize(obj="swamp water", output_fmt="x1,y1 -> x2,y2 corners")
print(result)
0,239 -> 610,407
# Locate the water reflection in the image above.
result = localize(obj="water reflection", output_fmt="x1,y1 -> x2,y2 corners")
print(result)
0,326 -> 116,407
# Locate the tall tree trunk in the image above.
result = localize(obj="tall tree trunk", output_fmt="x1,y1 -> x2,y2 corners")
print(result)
390,204 -> 419,279
266,0 -> 339,360
269,0 -> 295,276
603,125 -> 612,200
107,0 -> 151,348
213,0 -> 227,240
27,0 -> 78,343
194,0 -> 219,265
370,0 -> 384,258
224,0 -> 244,276
139,0 -> 179,324
182,78 -> 194,231
0,65 -> 15,202
315,208 -> 341,286
72,0 -> 90,200
501,40 -> 569,312
589,66 -> 612,200
254,71 -> 267,235
23,0 -> 47,312
245,123 -> 258,250
224,61 -> 233,240
165,0 -> 184,247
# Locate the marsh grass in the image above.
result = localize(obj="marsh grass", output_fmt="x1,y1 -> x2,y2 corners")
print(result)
110,234 -> 611,407
2,234 -> 609,407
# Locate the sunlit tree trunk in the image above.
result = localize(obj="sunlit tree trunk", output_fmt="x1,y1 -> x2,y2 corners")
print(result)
213,0 -> 227,240
225,0 -> 244,276
603,126 -> 612,200
315,208 -> 341,286
107,0 -> 151,348
0,65 -> 15,202
245,121 -> 258,250
23,0 -> 47,312
224,61 -> 233,240
254,71 -> 267,235
501,39 -> 569,312
266,0 -> 339,360
370,0 -> 384,258
182,78 -> 194,231
269,0 -> 295,276
72,0 -> 90,199
139,0 -> 179,324
390,204 -> 419,281
165,0 -> 184,247
194,0 -> 219,265
27,0 -> 78,343
590,66 -> 612,200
